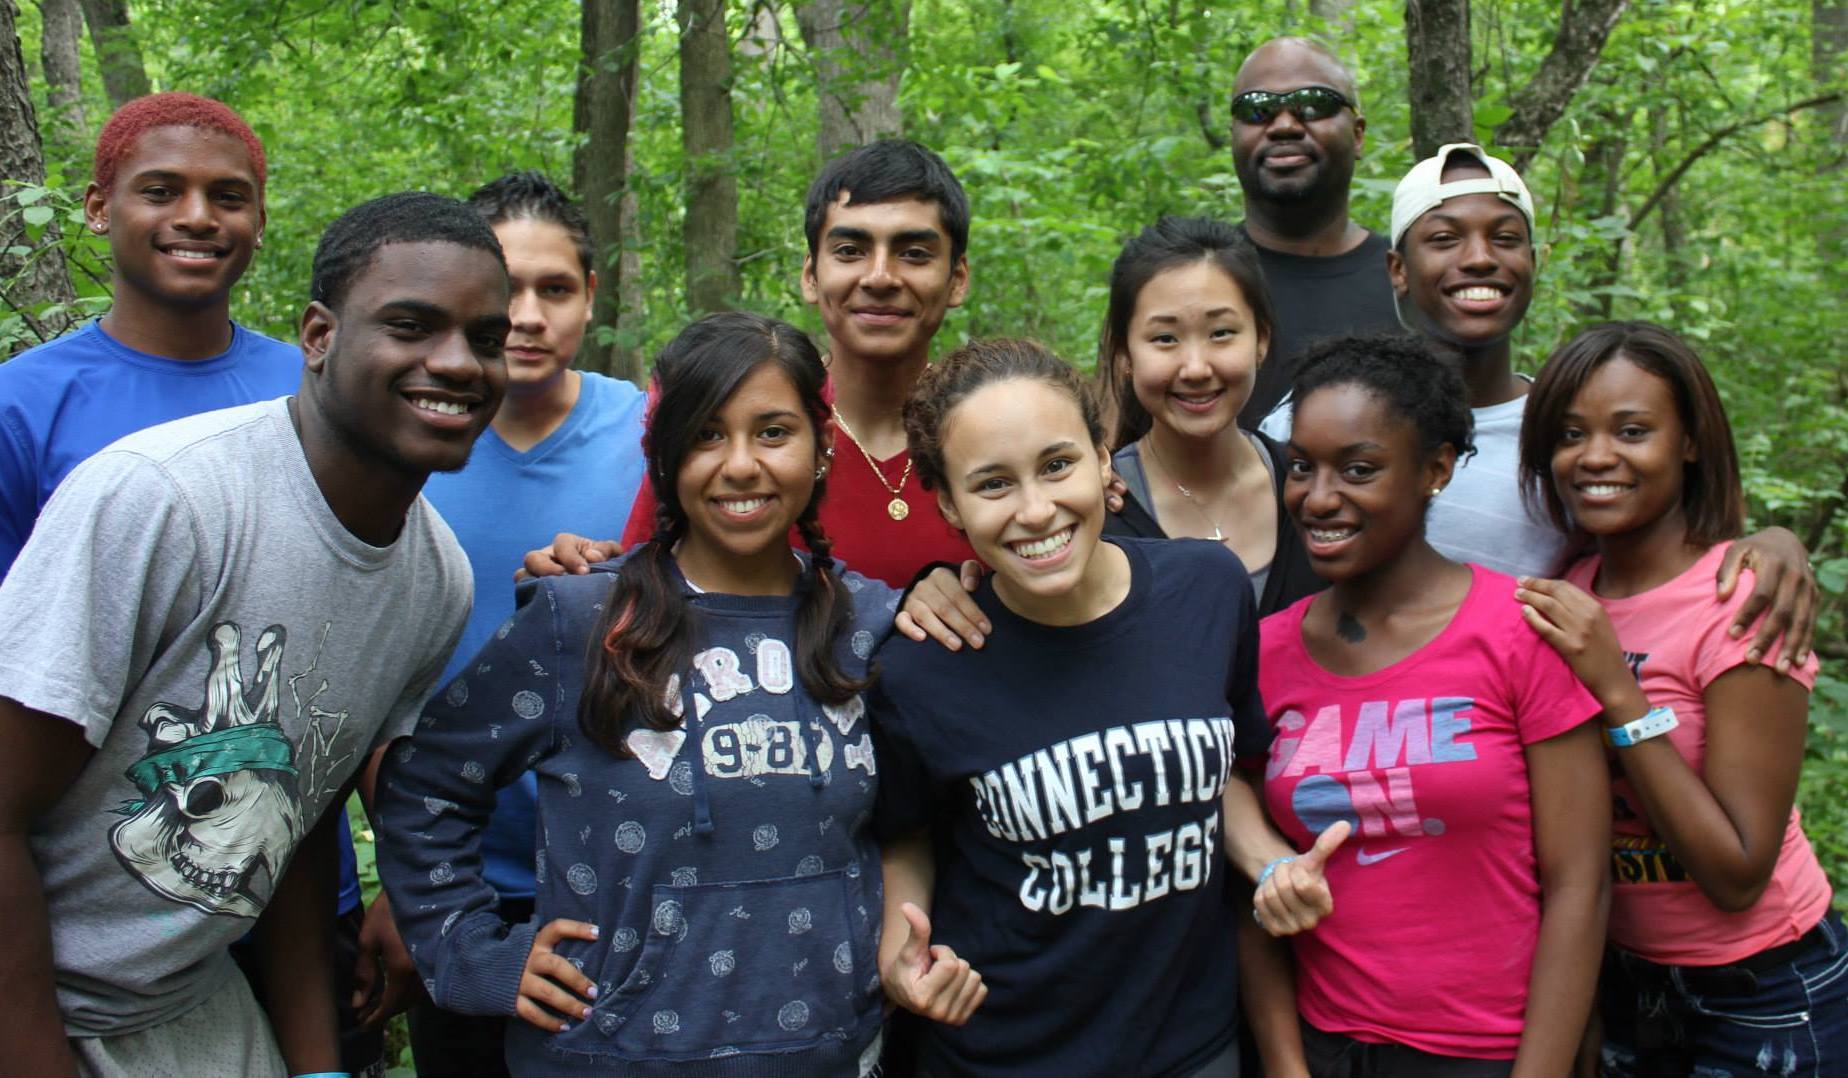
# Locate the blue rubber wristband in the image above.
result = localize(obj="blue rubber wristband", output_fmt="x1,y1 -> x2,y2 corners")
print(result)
291,1072 -> 351,1078
1258,855 -> 1295,889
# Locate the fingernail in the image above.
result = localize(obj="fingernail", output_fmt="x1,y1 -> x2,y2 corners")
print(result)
1746,649 -> 1761,663
583,1005 -> 594,1019
559,1022 -> 571,1032
589,925 -> 600,939
970,634 -> 984,647
587,984 -> 599,999
1729,625 -> 1744,637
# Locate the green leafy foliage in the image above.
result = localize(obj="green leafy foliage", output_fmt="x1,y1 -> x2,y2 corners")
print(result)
3,0 -> 1842,915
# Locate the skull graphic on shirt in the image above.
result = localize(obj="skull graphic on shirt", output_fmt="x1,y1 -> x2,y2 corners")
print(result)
110,622 -> 307,918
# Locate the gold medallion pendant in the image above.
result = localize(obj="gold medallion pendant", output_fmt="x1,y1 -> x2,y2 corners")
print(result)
834,409 -> 917,525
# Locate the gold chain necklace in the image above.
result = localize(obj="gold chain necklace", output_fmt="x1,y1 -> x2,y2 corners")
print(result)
1143,438 -> 1227,542
831,409 -> 914,521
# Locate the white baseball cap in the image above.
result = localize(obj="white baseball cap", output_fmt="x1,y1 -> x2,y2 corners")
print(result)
1389,143 -> 1536,249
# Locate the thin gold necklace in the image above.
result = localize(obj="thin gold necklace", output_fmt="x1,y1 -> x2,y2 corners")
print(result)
1143,437 -> 1227,542
831,409 -> 914,521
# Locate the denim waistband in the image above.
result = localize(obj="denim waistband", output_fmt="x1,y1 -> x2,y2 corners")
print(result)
1616,908 -> 1843,997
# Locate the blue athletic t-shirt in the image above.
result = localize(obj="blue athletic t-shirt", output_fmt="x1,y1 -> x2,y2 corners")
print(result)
872,536 -> 1271,1077
0,320 -> 302,573
0,319 -> 376,913
421,370 -> 646,898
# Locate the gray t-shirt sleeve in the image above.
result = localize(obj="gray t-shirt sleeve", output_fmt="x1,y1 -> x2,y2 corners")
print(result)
0,451 -> 201,747
376,593 -> 471,752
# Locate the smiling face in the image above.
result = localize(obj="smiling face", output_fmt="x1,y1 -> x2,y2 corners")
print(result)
801,194 -> 969,366
1120,259 -> 1268,441
673,362 -> 824,586
84,125 -> 264,311
1230,41 -> 1365,208
1387,161 -> 1535,350
494,217 -> 595,396
1550,356 -> 1694,542
1285,382 -> 1455,580
300,241 -> 511,478
934,378 -> 1114,616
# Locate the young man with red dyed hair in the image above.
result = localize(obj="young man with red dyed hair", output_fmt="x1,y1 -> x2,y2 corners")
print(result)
0,94 -> 388,1076
0,92 -> 296,571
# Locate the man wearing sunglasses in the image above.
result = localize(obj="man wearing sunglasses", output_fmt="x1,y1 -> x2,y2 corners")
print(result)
1229,37 -> 1399,429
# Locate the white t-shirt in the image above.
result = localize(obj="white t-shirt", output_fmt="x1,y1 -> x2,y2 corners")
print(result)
1428,390 -> 1567,577
1259,385 -> 1567,578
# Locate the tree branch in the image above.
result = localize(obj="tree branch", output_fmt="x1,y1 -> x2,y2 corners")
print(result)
1193,96 -> 1225,150
1494,0 -> 1631,169
1629,91 -> 1843,230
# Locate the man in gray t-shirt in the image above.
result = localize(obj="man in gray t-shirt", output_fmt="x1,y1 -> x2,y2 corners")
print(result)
0,193 -> 512,1077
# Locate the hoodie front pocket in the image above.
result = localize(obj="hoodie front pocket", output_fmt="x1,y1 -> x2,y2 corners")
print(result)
589,867 -> 877,1060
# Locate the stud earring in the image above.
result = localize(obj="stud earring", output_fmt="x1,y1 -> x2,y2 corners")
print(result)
1430,487 -> 1443,497
814,465 -> 828,481
255,236 -> 264,249
91,222 -> 105,234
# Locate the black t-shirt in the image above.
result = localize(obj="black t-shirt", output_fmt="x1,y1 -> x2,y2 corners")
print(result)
1104,429 -> 1326,618
1238,226 -> 1399,426
872,537 -> 1270,1077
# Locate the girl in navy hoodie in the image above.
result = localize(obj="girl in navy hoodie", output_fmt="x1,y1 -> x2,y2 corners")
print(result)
376,312 -> 931,1076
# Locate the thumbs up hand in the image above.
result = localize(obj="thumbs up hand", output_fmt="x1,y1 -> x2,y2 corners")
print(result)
1253,820 -> 1351,936
880,902 -> 987,1026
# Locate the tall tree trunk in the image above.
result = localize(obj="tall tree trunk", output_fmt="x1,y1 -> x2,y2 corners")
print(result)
794,0 -> 910,160
616,143 -> 645,380
37,0 -> 84,146
1649,104 -> 1689,322
1493,0 -> 1631,168
76,0 -> 150,106
573,0 -> 642,381
1815,0 -> 1845,267
1575,114 -> 1627,321
678,0 -> 738,316
0,0 -> 77,349
1404,0 -> 1473,159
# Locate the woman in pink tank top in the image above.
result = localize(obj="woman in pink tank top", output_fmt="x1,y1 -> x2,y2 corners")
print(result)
1516,321 -> 1845,1077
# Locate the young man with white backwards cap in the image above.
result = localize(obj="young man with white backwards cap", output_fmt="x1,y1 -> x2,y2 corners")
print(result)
1380,144 -> 1816,662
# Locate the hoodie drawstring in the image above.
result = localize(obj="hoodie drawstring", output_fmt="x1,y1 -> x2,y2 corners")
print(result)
800,716 -> 825,789
681,673 -> 715,836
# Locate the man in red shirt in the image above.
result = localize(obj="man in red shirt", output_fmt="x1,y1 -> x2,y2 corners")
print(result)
542,141 -> 980,589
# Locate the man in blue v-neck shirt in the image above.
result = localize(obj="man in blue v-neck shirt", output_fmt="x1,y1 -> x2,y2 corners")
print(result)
406,171 -> 645,1078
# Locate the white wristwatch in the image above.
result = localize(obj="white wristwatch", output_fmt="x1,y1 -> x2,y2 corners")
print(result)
1607,705 -> 1678,748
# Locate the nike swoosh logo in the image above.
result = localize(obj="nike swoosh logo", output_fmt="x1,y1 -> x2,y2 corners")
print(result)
1356,847 -> 1407,865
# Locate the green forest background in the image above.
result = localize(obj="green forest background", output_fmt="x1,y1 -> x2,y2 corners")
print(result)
0,1 -> 1841,1069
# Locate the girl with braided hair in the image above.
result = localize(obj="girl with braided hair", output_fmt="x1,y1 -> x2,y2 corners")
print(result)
376,311 -> 931,1076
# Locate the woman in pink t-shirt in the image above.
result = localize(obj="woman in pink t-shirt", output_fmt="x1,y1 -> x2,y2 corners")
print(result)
1515,321 -> 1845,1076
1247,333 -> 1611,1077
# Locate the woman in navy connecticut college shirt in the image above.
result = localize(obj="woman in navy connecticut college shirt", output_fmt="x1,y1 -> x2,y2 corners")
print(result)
872,338 -> 1345,1077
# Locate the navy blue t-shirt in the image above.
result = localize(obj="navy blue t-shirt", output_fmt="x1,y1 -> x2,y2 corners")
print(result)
872,536 -> 1270,1077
